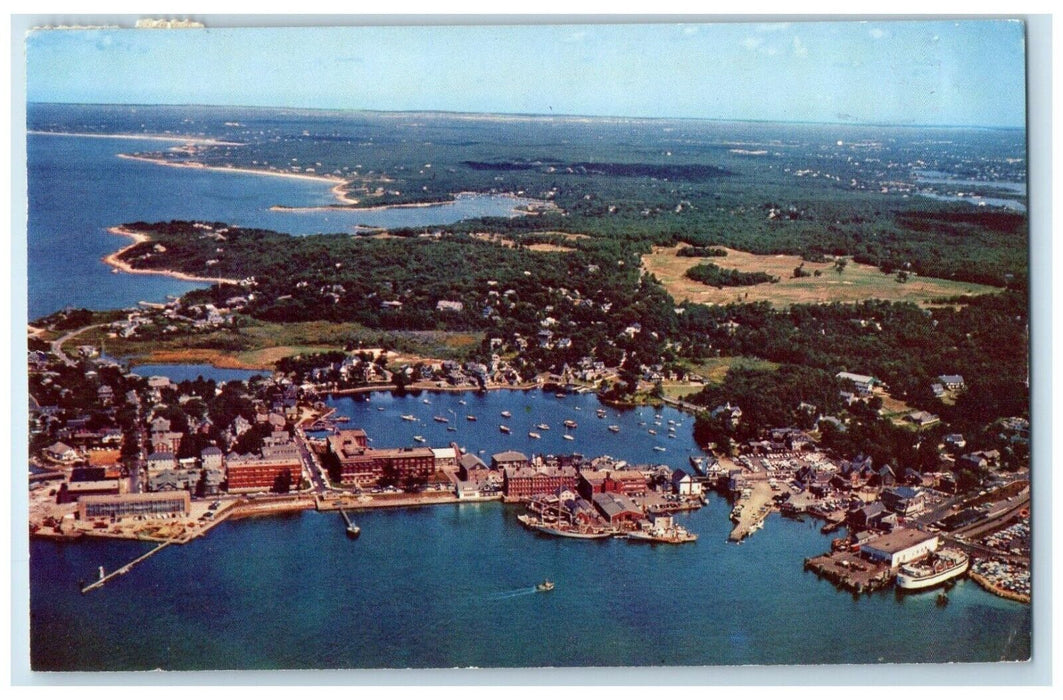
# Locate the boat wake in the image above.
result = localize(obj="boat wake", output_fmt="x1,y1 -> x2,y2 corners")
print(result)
483,587 -> 538,601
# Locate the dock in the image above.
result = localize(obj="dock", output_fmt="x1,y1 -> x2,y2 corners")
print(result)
804,551 -> 894,594
81,539 -> 172,594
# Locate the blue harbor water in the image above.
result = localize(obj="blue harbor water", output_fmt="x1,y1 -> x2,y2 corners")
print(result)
128,363 -> 265,384
30,387 -> 1031,670
27,132 -> 534,319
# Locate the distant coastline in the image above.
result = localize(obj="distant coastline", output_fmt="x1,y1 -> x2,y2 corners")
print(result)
104,226 -> 243,285
29,129 -> 243,147
115,153 -> 359,204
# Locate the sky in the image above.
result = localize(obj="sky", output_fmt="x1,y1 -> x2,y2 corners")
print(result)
25,19 -> 1027,128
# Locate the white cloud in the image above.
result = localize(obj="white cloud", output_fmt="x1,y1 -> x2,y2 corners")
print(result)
792,36 -> 808,58
869,28 -> 888,40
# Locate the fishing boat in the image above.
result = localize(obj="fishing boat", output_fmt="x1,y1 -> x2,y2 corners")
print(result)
536,580 -> 555,592
626,525 -> 698,544
608,425 -> 620,433
499,425 -> 511,434
528,432 -> 541,439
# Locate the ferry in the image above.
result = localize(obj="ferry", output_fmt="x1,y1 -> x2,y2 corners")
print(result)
501,411 -> 512,418
499,425 -> 511,434
433,416 -> 449,423
564,419 -> 578,429
413,436 -> 426,443
895,549 -> 970,590
608,425 -> 620,433
536,580 -> 555,592
466,415 -> 477,421
528,432 -> 541,439
401,414 -> 417,422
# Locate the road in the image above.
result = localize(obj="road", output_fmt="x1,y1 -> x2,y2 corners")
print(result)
50,323 -> 108,367
294,428 -> 330,494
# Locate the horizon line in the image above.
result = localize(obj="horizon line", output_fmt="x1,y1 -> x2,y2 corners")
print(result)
26,100 -> 1027,132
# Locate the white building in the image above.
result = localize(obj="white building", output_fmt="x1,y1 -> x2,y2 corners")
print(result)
860,528 -> 939,568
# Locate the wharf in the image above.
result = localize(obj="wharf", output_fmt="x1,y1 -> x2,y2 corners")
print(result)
804,551 -> 893,594
728,481 -> 774,541
81,539 -> 173,594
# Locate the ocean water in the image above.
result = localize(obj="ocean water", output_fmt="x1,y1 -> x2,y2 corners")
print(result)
29,388 -> 1031,670
26,132 -> 533,319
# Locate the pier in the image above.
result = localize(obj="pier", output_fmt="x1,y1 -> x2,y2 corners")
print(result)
81,539 -> 172,594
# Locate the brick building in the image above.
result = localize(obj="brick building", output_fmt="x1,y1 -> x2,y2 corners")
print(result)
502,465 -> 577,501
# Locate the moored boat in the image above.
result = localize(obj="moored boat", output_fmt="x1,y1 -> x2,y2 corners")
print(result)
501,410 -> 512,418
564,419 -> 578,429
563,434 -> 574,441
499,425 -> 511,434
608,425 -> 620,433
401,414 -> 416,421
413,435 -> 426,443
517,514 -> 613,539
528,432 -> 541,439
433,416 -> 449,423
466,415 -> 477,421
896,549 -> 969,590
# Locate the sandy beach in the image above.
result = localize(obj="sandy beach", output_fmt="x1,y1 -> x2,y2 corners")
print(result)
104,226 -> 243,285
116,153 -> 359,204
30,130 -> 243,146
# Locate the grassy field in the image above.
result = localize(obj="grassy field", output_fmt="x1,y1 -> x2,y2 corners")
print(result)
642,245 -> 1002,307
681,356 -> 780,384
80,319 -> 484,370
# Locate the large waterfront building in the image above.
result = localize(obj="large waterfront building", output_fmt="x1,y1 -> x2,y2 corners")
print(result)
859,528 -> 939,568
78,491 -> 191,520
226,452 -> 302,493
327,430 -> 435,486
502,465 -> 577,501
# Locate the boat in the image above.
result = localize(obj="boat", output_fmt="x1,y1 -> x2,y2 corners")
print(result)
458,399 -> 467,405
895,549 -> 969,590
563,434 -> 575,441
499,425 -> 511,434
608,425 -> 620,433
596,409 -> 607,418
564,419 -> 577,429
653,446 -> 667,452
536,423 -> 550,430
422,398 -> 431,404
501,411 -> 512,418
648,429 -> 657,435
447,426 -> 457,432
517,514 -> 613,539
536,580 -> 555,592
626,526 -> 698,544
413,435 -> 426,443
466,415 -> 477,421
528,432 -> 541,439
433,416 -> 449,423
401,414 -> 417,422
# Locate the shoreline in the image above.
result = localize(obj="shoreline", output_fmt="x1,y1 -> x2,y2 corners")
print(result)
115,153 -> 359,204
103,226 -> 244,285
968,570 -> 1031,604
267,191 -> 543,215
29,130 -> 242,146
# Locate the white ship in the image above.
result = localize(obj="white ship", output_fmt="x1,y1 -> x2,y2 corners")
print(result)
895,549 -> 970,590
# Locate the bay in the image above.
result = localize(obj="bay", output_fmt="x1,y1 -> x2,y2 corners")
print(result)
29,386 -> 1031,670
27,132 -> 534,319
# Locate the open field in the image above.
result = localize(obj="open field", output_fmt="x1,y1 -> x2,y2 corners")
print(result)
642,245 -> 1003,307
79,319 -> 484,370
681,356 -> 780,384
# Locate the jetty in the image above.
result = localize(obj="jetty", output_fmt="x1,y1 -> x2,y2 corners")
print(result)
81,539 -> 173,594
